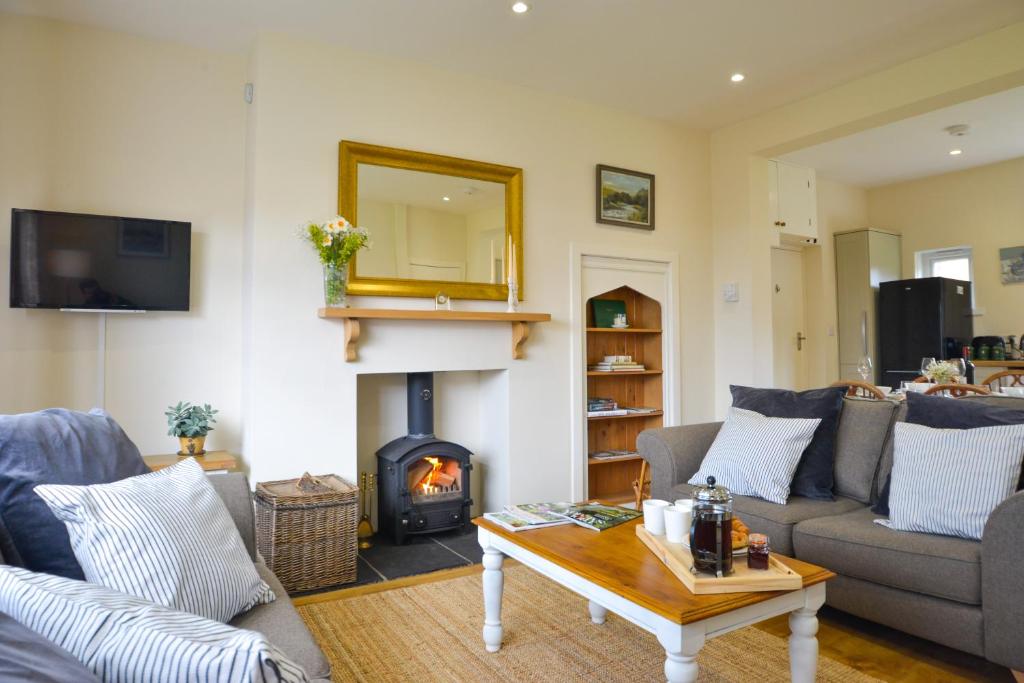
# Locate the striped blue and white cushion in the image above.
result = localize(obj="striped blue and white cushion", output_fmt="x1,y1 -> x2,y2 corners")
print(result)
689,407 -> 821,504
0,564 -> 307,683
877,422 -> 1024,540
35,458 -> 274,623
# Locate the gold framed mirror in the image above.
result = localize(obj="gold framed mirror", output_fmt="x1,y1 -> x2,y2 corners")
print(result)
338,141 -> 523,301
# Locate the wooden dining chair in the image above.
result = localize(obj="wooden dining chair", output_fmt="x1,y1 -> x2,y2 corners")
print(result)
632,460 -> 651,510
912,376 -> 930,383
923,383 -> 991,397
830,380 -> 887,399
982,370 -> 1024,393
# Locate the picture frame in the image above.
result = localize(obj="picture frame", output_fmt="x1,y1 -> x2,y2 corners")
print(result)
1000,246 -> 1024,285
596,164 -> 655,230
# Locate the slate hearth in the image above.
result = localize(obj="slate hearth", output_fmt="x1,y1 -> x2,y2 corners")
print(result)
293,525 -> 483,595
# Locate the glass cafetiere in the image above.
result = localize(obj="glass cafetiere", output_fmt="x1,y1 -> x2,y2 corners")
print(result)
689,476 -> 734,577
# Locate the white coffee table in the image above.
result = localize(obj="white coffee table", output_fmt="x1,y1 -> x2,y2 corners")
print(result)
475,517 -> 832,683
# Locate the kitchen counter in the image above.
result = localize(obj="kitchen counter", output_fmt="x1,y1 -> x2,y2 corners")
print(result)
974,360 -> 1024,368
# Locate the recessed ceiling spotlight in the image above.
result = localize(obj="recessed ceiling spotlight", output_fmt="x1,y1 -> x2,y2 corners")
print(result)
730,73 -> 745,83
442,196 -> 451,201
512,2 -> 530,13
949,149 -> 963,156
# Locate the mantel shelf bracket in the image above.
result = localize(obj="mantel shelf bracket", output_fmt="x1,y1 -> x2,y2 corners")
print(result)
318,308 -> 551,362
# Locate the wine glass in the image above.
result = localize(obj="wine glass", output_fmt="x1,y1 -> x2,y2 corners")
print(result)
920,357 -> 936,381
857,355 -> 873,382
952,358 -> 967,383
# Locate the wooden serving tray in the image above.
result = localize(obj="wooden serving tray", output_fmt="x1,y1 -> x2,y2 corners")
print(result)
636,524 -> 802,594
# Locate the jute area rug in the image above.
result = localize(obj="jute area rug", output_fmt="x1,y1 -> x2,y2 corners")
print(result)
297,565 -> 882,683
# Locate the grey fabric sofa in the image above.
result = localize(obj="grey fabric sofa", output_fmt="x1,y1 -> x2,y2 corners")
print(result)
637,395 -> 1024,673
0,473 -> 332,683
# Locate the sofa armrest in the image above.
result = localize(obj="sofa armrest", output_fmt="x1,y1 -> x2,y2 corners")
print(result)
637,422 -> 722,501
207,472 -> 257,561
982,489 -> 1024,670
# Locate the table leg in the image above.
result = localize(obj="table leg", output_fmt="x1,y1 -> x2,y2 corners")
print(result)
657,623 -> 704,683
481,540 -> 505,653
789,584 -> 826,683
588,600 -> 607,625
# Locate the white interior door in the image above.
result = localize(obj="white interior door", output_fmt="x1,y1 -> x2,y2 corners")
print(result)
771,248 -> 808,390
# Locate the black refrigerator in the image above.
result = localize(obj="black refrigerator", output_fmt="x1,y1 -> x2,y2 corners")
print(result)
878,277 -> 973,389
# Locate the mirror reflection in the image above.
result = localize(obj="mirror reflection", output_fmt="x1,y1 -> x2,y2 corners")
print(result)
356,165 -> 507,283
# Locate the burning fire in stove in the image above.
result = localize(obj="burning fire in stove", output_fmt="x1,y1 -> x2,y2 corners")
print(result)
410,456 -> 461,499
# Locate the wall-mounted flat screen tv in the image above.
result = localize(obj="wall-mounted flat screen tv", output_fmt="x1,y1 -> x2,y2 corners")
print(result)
9,208 -> 191,311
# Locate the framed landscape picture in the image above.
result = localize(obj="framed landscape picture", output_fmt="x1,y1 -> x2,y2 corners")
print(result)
596,164 -> 654,230
1000,246 -> 1024,284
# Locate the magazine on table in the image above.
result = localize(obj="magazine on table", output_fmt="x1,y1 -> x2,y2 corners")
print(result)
483,502 -> 574,532
558,502 -> 642,531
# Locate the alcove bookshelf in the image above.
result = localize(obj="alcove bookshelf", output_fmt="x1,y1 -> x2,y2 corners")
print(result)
585,286 -> 663,506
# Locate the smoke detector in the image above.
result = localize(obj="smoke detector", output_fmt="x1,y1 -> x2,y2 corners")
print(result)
944,124 -> 970,137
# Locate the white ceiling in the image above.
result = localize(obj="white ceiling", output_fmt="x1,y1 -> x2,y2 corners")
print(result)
780,86 -> 1024,187
2,0 -> 1023,127
358,165 -> 504,215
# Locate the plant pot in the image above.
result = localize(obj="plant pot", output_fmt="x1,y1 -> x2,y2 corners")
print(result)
323,262 -> 349,308
178,435 -> 207,456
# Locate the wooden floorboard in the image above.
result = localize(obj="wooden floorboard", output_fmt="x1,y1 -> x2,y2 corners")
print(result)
294,564 -> 1014,681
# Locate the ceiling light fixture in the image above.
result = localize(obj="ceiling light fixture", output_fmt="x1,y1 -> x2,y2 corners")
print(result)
949,149 -> 963,156
512,2 -> 530,13
442,196 -> 451,201
730,73 -> 745,83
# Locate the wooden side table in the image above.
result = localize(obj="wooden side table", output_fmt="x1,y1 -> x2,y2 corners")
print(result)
143,450 -> 239,474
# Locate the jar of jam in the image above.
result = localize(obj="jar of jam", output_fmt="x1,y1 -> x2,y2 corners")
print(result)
747,533 -> 770,570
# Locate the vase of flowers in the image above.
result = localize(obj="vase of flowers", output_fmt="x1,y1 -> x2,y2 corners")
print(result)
924,359 -> 959,384
302,216 -> 369,308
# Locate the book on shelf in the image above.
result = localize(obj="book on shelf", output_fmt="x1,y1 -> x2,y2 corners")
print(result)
587,409 -> 628,417
622,406 -> 659,414
587,397 -> 618,410
559,503 -> 642,531
589,449 -> 639,461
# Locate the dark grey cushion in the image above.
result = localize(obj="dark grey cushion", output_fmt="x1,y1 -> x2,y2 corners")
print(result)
793,507 -> 981,605
833,397 -> 899,504
873,393 -> 1024,514
0,611 -> 101,682
0,409 -> 150,579
231,562 -> 331,681
669,482 -> 862,556
729,385 -> 846,500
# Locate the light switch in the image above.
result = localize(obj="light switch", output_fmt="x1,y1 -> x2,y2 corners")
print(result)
723,282 -> 739,303
827,325 -> 835,337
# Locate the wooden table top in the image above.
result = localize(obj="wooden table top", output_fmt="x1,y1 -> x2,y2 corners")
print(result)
143,451 -> 238,472
473,516 -> 834,625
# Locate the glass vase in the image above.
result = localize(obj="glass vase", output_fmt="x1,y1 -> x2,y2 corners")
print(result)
323,262 -> 349,308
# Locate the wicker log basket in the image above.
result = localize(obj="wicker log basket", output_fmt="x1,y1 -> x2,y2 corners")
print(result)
255,473 -> 359,593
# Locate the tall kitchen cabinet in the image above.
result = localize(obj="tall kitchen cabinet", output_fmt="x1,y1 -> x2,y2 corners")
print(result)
835,229 -> 901,383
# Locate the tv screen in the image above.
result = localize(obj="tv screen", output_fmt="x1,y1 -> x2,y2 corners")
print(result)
9,209 -> 191,311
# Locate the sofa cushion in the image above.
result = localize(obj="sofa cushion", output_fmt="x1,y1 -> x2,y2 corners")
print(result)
793,507 -> 981,605
0,408 -> 150,579
669,482 -> 863,556
833,397 -> 900,504
0,611 -> 101,683
231,563 -> 332,681
36,458 -> 274,623
730,385 -> 846,500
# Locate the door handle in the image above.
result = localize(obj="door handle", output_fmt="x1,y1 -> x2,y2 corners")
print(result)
797,332 -> 807,351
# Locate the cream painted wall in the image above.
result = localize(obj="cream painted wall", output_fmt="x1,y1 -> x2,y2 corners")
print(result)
867,156 -> 1024,337
243,33 -> 713,498
711,21 -> 1024,415
0,14 -> 246,454
803,179 -> 868,387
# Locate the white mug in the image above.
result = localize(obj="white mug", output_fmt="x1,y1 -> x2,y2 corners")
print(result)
642,499 -> 670,535
663,505 -> 691,544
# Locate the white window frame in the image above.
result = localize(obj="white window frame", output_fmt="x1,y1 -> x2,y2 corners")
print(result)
914,246 -> 976,309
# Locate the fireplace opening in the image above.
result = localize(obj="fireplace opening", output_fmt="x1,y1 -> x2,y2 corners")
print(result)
376,372 -> 473,544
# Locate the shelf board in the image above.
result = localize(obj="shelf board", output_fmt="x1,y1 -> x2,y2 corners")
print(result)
318,307 -> 551,361
602,491 -> 638,506
588,455 -> 643,466
587,410 -> 664,421
586,327 -> 662,334
587,370 -> 662,377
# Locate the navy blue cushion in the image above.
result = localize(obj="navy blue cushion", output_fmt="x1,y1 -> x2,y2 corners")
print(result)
0,611 -> 100,682
729,385 -> 846,500
872,392 -> 1024,515
0,409 -> 150,579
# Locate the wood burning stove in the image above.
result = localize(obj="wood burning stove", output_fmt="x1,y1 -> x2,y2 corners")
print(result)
376,372 -> 473,544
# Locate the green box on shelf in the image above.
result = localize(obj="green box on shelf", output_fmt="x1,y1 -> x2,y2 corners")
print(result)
591,299 -> 627,328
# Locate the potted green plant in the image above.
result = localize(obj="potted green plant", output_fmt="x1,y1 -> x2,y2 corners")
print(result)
165,402 -> 218,456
